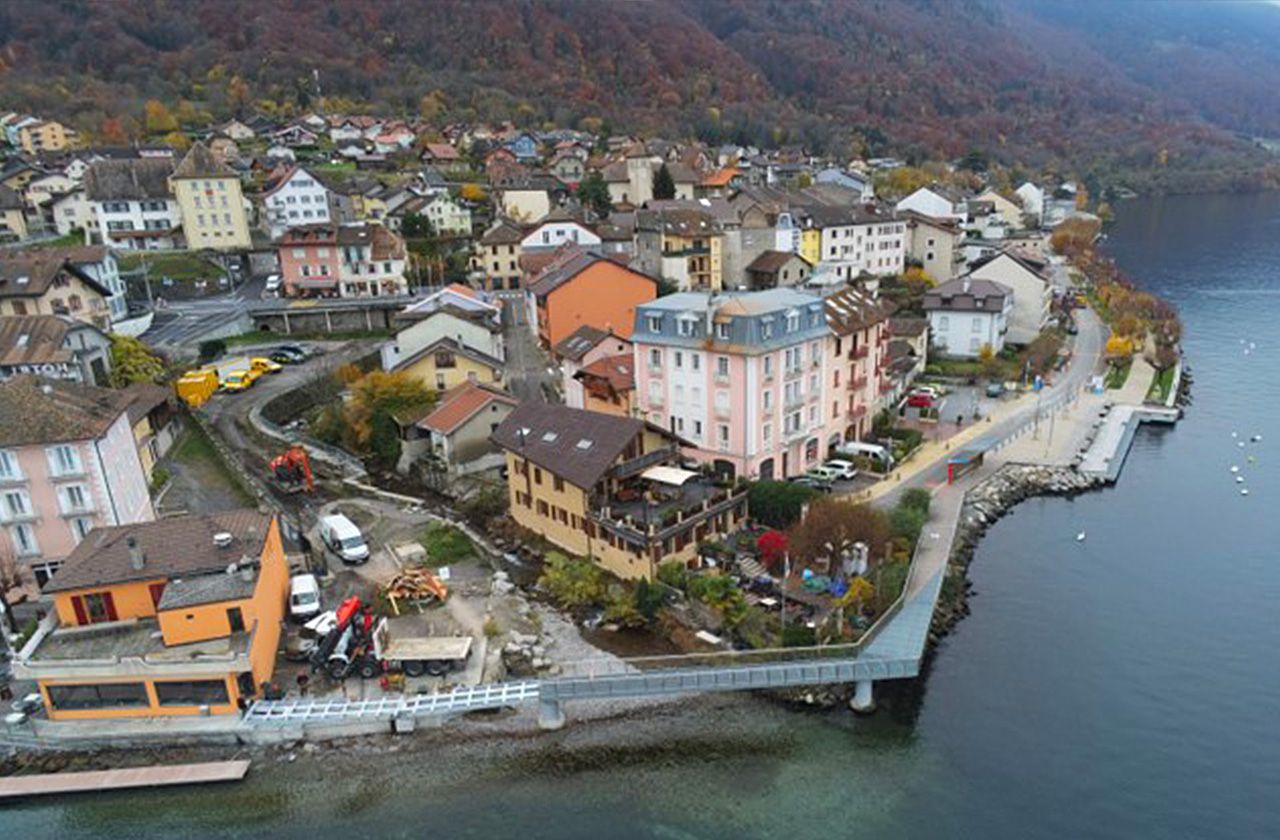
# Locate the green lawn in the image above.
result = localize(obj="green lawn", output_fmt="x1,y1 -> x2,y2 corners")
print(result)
1147,365 -> 1176,403
1104,358 -> 1133,390
119,251 -> 222,282
420,522 -> 475,566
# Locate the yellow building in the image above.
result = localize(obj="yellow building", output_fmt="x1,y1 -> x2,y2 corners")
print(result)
170,141 -> 252,251
0,255 -> 113,329
18,120 -> 71,155
800,228 -> 822,266
16,511 -> 289,721
637,207 -> 724,292
388,336 -> 503,391
492,403 -> 749,580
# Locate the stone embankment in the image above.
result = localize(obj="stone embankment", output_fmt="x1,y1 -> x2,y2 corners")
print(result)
930,464 -> 1104,643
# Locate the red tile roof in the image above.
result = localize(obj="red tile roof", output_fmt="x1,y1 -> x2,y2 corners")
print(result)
416,381 -> 517,435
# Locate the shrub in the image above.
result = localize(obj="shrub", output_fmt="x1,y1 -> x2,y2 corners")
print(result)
633,578 -> 664,620
656,560 -> 688,591
197,338 -> 226,363
889,505 -> 928,546
780,623 -> 816,647
747,480 -> 815,529
538,552 -> 605,608
457,487 -> 507,525
421,522 -> 475,565
603,585 -> 646,628
900,488 -> 932,516
149,464 -> 171,491
482,617 -> 501,638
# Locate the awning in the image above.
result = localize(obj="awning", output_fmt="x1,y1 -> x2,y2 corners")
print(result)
640,466 -> 699,486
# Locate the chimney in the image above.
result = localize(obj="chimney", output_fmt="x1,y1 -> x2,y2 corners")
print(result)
962,277 -> 971,294
127,536 -> 145,570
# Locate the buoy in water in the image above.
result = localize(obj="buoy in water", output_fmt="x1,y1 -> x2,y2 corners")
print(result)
1076,532 -> 1086,542
1231,465 -> 1240,473
1241,488 -> 1250,496
1236,476 -> 1244,483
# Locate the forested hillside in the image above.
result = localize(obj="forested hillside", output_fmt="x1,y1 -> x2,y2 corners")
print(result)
2,0 -> 1279,192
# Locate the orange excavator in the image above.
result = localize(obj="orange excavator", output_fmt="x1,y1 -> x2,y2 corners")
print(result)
269,445 -> 314,494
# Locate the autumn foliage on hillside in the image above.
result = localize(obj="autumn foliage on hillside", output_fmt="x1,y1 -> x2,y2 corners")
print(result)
2,0 -> 1280,191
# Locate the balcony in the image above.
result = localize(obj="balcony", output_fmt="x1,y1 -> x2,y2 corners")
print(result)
59,499 -> 96,516
591,480 -> 748,545
783,365 -> 804,381
714,404 -> 732,420
849,345 -> 869,360
847,376 -> 869,391
0,508 -> 37,525
611,446 -> 680,480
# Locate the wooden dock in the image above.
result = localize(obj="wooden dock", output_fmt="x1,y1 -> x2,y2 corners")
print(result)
0,759 -> 250,799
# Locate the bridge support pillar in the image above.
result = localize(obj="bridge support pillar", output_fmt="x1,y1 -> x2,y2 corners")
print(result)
849,679 -> 875,714
537,698 -> 565,731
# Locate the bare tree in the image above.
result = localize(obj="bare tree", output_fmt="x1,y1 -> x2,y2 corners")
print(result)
0,540 -> 22,634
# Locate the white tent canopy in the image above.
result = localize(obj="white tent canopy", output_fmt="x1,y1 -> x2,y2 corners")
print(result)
640,466 -> 699,486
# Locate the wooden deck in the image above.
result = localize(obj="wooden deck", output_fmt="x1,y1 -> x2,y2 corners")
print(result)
0,759 -> 250,799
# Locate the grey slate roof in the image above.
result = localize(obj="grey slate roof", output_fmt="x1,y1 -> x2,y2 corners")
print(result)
491,402 -> 647,490
0,375 -> 131,447
171,141 -> 237,179
84,157 -> 174,201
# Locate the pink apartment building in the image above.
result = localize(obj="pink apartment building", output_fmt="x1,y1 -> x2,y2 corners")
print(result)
823,286 -> 894,443
276,225 -> 342,298
632,290 -> 833,481
0,376 -> 154,590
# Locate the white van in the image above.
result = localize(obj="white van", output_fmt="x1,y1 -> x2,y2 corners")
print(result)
836,440 -> 894,467
319,514 -> 370,564
289,574 -> 321,622
264,273 -> 282,295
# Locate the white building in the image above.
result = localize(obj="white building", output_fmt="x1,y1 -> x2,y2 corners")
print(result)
421,193 -> 471,237
261,166 -> 331,239
812,204 -> 906,281
83,158 -> 181,251
48,189 -> 95,238
967,250 -> 1051,346
895,186 -> 966,223
519,210 -> 602,252
1015,183 -> 1045,227
923,277 -> 1012,358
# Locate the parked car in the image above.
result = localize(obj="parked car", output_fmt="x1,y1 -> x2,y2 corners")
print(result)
269,349 -> 301,365
264,273 -> 282,294
251,356 -> 284,375
835,440 -> 894,467
289,573 -> 322,622
985,381 -> 1006,398
219,370 -> 255,392
788,475 -> 832,493
906,392 -> 935,408
319,513 -> 370,564
822,459 -> 859,481
805,465 -> 842,485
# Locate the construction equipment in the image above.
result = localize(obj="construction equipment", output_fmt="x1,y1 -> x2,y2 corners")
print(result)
382,567 -> 449,614
309,596 -> 377,680
307,596 -> 471,680
269,446 -> 314,493
372,617 -> 471,678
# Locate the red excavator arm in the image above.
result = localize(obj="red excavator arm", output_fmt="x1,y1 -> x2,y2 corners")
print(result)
269,446 -> 314,493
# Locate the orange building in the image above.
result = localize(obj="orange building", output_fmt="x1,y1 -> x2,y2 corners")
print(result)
574,354 -> 636,417
15,511 -> 289,720
527,246 -> 657,349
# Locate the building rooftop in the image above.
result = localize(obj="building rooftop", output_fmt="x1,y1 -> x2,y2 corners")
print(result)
44,510 -> 274,594
171,141 -> 237,179
0,256 -> 111,299
0,315 -> 84,369
575,353 -> 635,393
84,157 -> 174,201
552,324 -> 611,362
923,277 -> 1010,313
0,375 -> 132,447
417,381 -> 517,436
157,570 -> 257,611
27,617 -> 250,664
492,402 -> 658,490
825,286 -> 893,335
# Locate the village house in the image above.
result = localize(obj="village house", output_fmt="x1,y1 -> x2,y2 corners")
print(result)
22,245 -> 128,325
0,255 -> 113,330
966,249 -> 1052,346
47,189 -> 95,238
215,119 -> 256,142
491,169 -> 561,223
420,192 -> 471,237
631,289 -> 832,481
275,225 -> 341,298
14,119 -> 73,155
420,142 -> 462,168
168,142 -> 252,251
527,247 -> 658,349
336,223 -> 408,297
386,335 -> 504,391
553,325 -> 633,411
520,208 -> 602,253
0,315 -> 112,385
574,354 -> 637,418
974,189 -> 1025,230
634,206 -> 724,292
469,218 -> 524,291
405,381 -> 517,476
381,296 -> 505,374
886,316 -> 929,397
902,211 -> 964,282
492,402 -> 749,580
0,376 -> 155,590
14,511 -> 288,720
894,186 -> 967,222
120,382 -> 181,478
743,250 -> 813,290
83,158 -> 181,251
0,185 -> 28,243
923,277 -> 1012,357
823,286 -> 893,444
260,166 -> 332,239
810,202 -> 906,281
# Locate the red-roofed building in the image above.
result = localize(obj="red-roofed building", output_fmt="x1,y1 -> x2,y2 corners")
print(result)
407,381 -> 517,475
574,354 -> 636,418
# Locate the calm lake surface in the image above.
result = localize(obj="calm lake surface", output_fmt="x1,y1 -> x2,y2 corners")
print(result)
4,193 -> 1280,838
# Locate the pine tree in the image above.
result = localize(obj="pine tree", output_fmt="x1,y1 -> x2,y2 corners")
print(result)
653,163 -> 676,200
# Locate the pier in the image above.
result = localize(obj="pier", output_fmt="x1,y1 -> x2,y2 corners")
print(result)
0,760 -> 250,799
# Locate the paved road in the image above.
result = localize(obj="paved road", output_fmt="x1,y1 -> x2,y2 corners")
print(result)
500,297 -> 557,403
140,274 -> 271,351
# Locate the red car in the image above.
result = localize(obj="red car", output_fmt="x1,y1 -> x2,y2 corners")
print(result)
906,392 -> 935,408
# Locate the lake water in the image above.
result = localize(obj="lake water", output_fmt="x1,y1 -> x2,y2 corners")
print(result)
5,193 -> 1280,838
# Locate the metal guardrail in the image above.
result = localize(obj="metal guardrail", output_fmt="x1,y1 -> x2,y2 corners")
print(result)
246,680 -> 540,724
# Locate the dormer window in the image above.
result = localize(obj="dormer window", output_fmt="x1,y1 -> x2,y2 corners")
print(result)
646,315 -> 662,333
785,310 -> 800,332
715,322 -> 730,340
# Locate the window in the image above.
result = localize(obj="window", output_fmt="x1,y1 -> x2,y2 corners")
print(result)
553,477 -> 564,492
938,315 -> 950,331
761,321 -> 774,340
763,355 -> 773,378
155,680 -> 230,707
47,682 -> 149,711
0,449 -> 20,481
674,385 -> 684,404
674,351 -> 684,370
786,311 -> 800,332
718,425 -> 730,445
9,523 -> 37,556
691,353 -> 700,372
434,351 -> 456,369
716,356 -> 729,377
60,484 -> 90,514
972,316 -> 983,333
763,390 -> 772,410
74,591 -> 117,624
693,420 -> 703,437
715,322 -> 730,340
2,489 -> 31,520
970,337 -> 982,352
534,467 -> 543,485
649,348 -> 661,368
227,607 -> 245,633
762,423 -> 772,444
